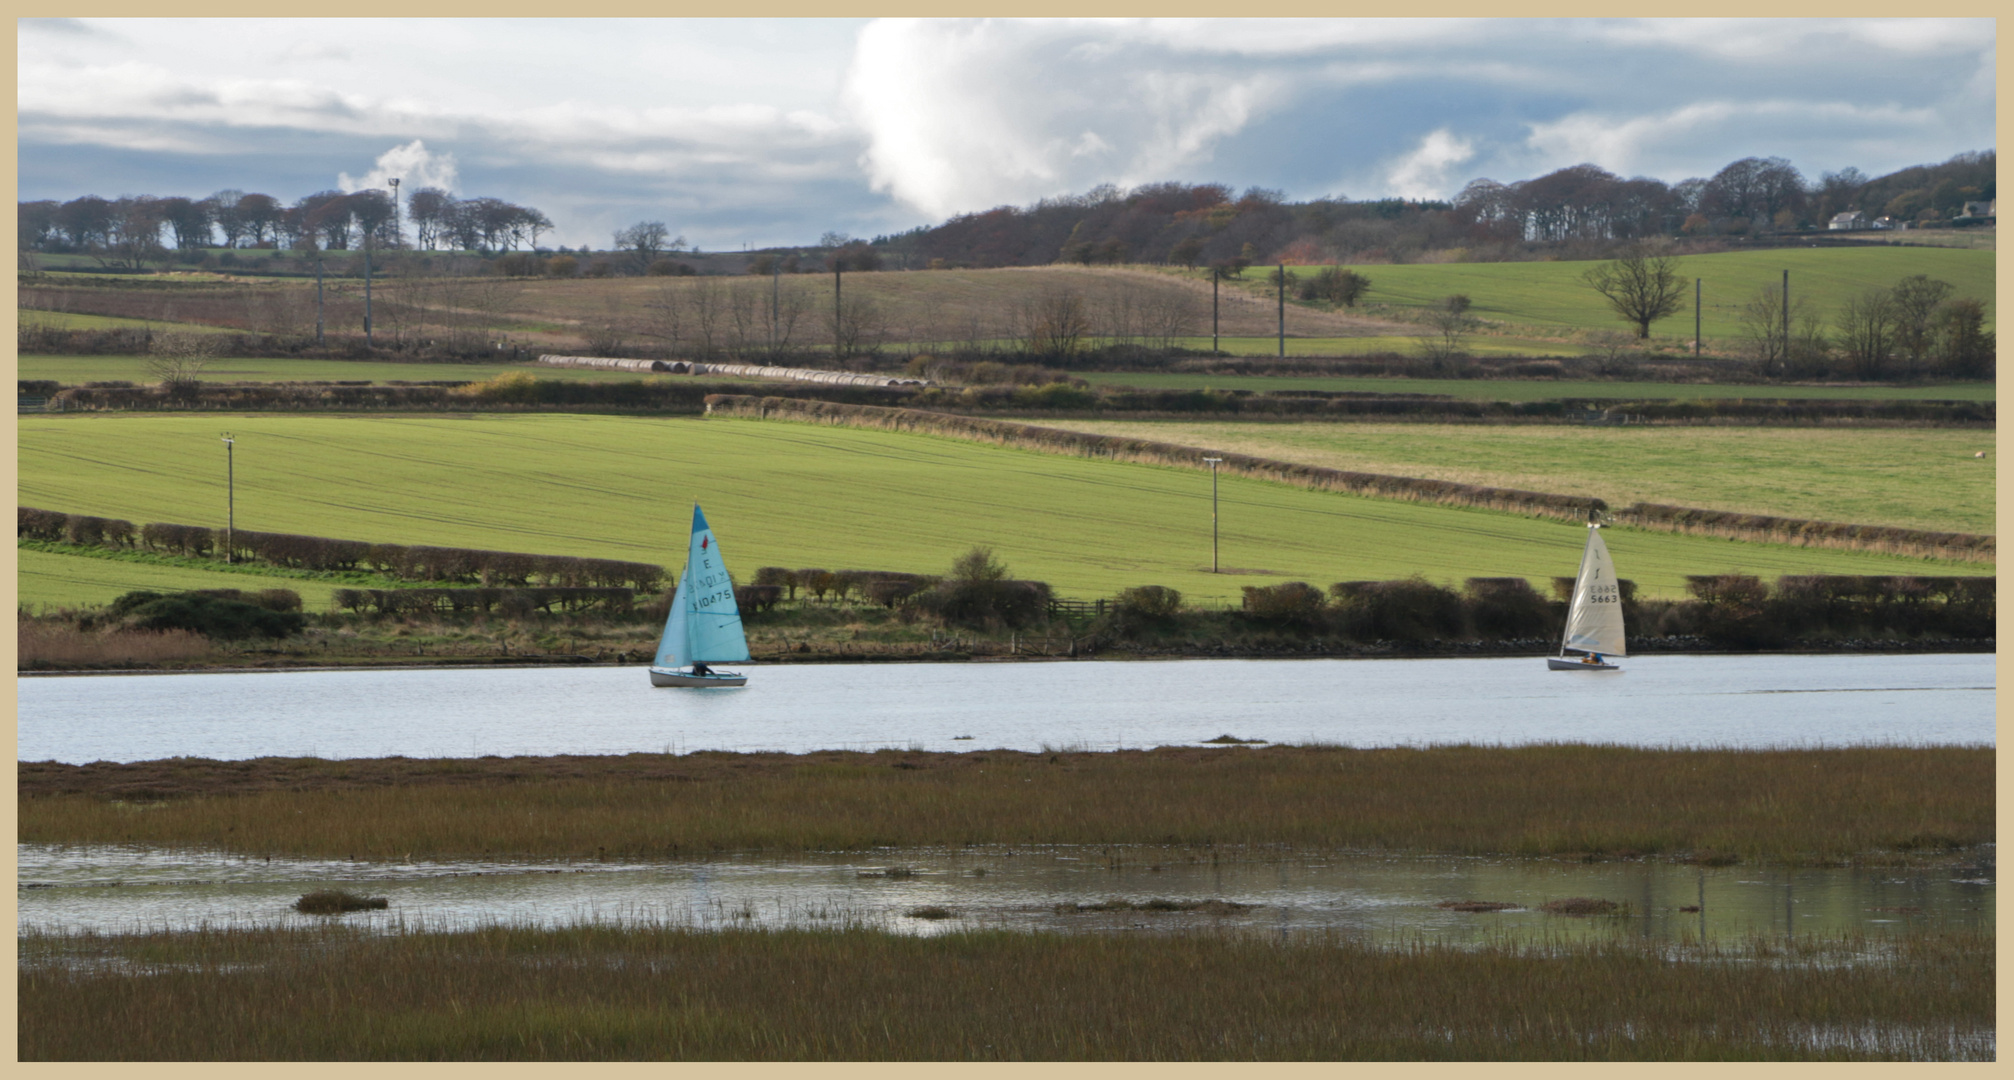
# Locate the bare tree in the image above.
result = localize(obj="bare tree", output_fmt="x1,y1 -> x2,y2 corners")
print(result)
833,292 -> 887,359
643,280 -> 687,355
1018,287 -> 1090,360
1736,284 -> 1822,378
147,332 -> 217,397
1888,275 -> 1954,379
1834,287 -> 1896,380
614,221 -> 673,274
1415,294 -> 1474,368
1582,244 -> 1687,338
688,277 -> 725,359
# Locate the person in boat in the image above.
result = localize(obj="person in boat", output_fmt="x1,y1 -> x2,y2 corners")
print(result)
691,661 -> 712,677
1584,653 -> 1603,665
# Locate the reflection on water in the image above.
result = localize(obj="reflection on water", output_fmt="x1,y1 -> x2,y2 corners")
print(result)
16,653 -> 1995,763
19,843 -> 1994,944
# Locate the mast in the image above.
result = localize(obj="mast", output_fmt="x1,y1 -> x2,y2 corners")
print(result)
1559,523 -> 1597,656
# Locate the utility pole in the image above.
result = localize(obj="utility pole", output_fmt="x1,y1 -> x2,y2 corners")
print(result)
314,257 -> 325,348
770,256 -> 781,357
1204,457 -> 1223,573
833,261 -> 843,363
1694,278 -> 1701,357
221,433 -> 235,564
388,177 -> 401,248
1276,263 -> 1285,358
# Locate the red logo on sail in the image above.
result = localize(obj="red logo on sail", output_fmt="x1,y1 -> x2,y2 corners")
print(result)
701,536 -> 709,549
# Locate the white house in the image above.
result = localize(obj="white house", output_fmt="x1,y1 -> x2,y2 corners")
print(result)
1961,200 -> 1995,219
1828,211 -> 1867,230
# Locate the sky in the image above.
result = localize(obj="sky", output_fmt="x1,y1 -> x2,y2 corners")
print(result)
16,17 -> 1997,251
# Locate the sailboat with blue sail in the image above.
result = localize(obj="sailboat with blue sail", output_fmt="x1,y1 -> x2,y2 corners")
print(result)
649,505 -> 751,688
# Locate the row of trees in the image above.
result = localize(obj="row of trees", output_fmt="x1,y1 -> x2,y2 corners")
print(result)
19,188 -> 555,263
1739,277 -> 1994,381
873,152 -> 1993,270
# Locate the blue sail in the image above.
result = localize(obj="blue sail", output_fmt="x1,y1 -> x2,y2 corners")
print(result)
660,504 -> 749,667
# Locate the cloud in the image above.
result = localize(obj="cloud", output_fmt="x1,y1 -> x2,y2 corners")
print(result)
338,140 -> 459,195
14,18 -> 1999,249
845,19 -> 1284,218
1383,129 -> 1474,200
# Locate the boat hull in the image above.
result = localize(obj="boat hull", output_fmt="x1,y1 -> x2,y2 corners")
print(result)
649,668 -> 748,688
1548,656 -> 1620,672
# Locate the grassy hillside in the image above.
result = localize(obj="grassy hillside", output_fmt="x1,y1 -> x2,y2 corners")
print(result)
16,354 -> 678,386
20,246 -> 1990,362
1271,247 -> 1995,340
1048,421 -> 1996,536
18,414 -> 1988,607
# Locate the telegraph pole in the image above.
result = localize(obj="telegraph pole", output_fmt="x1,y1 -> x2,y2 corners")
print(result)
221,433 -> 235,563
1276,263 -> 1285,358
1694,278 -> 1701,357
315,257 -> 325,348
833,262 -> 843,362
1204,457 -> 1223,572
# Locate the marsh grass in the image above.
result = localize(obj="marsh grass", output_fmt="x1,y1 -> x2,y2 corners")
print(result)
294,890 -> 389,914
17,745 -> 1992,865
17,924 -> 1994,1060
1540,898 -> 1624,917
16,616 -> 211,668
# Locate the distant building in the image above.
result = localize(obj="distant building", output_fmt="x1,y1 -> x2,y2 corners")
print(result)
1828,211 -> 1868,230
1961,200 -> 1995,219
1870,216 -> 1905,230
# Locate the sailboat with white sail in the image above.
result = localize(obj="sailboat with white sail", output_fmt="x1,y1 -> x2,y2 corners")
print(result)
1548,521 -> 1626,672
649,505 -> 751,688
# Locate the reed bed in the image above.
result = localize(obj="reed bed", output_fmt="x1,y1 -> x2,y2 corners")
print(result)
18,924 -> 1993,1060
15,616 -> 210,667
19,745 -> 1992,865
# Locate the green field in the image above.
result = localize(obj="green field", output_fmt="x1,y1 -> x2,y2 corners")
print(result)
17,414 -> 1990,606
1155,334 -> 1593,357
1078,371 -> 1998,402
14,354 -> 675,386
19,310 -> 237,334
1053,421 -> 1996,536
1266,247 -> 1995,340
16,547 -> 349,611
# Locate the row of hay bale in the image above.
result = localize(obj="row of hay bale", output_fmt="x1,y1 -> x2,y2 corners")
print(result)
537,354 -> 925,387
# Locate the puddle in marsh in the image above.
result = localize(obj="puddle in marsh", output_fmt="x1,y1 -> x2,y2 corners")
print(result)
18,843 -> 1993,944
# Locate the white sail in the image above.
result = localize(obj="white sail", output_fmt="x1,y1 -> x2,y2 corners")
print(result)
1560,526 -> 1627,657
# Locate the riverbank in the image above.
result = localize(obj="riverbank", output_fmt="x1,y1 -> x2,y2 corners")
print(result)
19,744 -> 1993,867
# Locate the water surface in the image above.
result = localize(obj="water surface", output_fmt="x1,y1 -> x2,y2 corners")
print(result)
18,843 -> 1994,943
16,654 -> 1993,763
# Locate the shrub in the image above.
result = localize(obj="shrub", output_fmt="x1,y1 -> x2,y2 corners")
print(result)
119,591 -> 306,641
546,255 -> 579,278
1115,585 -> 1183,620
1465,577 -> 1552,639
18,507 -> 67,541
1331,577 -> 1466,644
1685,574 -> 1779,648
1297,266 -> 1372,306
734,584 -> 783,614
754,566 -> 799,599
862,574 -> 934,608
647,259 -> 697,277
1240,582 -> 1327,628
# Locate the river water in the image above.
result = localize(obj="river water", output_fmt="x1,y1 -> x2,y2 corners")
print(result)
15,653 -> 1994,763
17,843 -> 1995,943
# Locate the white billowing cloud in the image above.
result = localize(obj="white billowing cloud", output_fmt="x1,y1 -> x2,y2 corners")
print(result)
845,19 -> 1282,218
339,140 -> 459,195
1383,129 -> 1474,200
